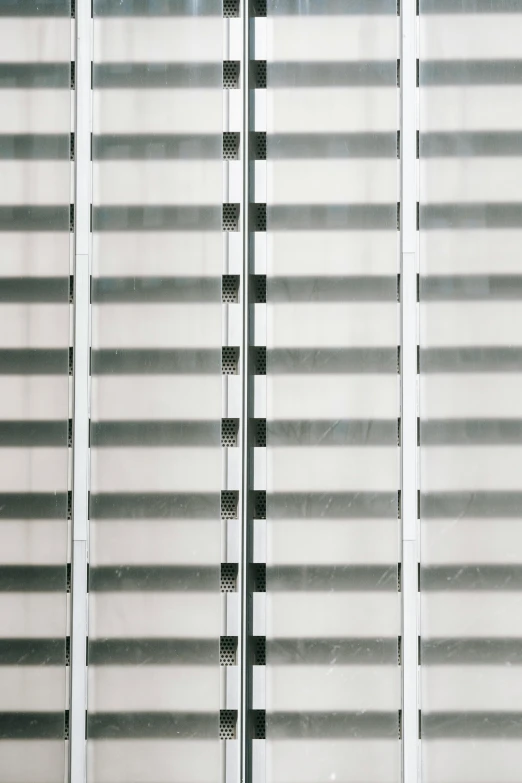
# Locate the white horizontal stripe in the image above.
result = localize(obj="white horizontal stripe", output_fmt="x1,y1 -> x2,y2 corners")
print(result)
268,89 -> 398,133
93,161 -> 222,206
0,304 -> 69,348
93,91 -> 222,134
93,233 -> 222,276
421,519 -> 522,565
92,304 -> 221,348
421,16 -> 522,60
267,740 -> 400,783
267,593 -> 400,637
268,377 -> 399,419
0,741 -> 66,783
89,594 -> 220,639
0,378 -> 69,420
421,593 -> 522,637
90,521 -> 219,566
268,160 -> 397,204
0,162 -> 70,205
0,20 -> 71,62
0,91 -> 70,133
0,594 -> 66,638
267,666 -> 400,712
90,448 -> 221,493
422,446 -> 522,491
88,666 -> 219,712
94,19 -> 223,63
0,667 -> 65,711
423,740 -> 522,783
0,448 -> 67,492
268,303 -> 398,348
87,740 -> 220,783
0,521 -> 67,565
421,375 -> 522,418
421,87 -> 522,131
421,302 -> 522,347
268,232 -> 399,276
267,520 -> 400,565
92,377 -> 221,421
267,17 -> 398,61
421,160 -> 522,203
420,230 -> 522,275
422,667 -> 522,711
0,235 -> 70,275
267,447 -> 398,492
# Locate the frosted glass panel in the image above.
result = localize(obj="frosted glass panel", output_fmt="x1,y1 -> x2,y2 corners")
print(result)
88,3 -> 222,781
266,2 -> 400,783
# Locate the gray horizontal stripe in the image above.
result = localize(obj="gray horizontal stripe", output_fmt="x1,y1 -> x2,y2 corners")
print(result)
422,712 -> 522,739
0,421 -> 68,446
422,492 -> 522,518
0,349 -> 69,375
93,206 -> 222,231
421,203 -> 522,229
268,348 -> 399,374
422,565 -> 522,590
268,0 -> 396,13
0,206 -> 69,231
88,712 -> 218,739
267,638 -> 399,665
0,639 -> 66,666
422,132 -> 522,157
422,0 -> 522,11
0,134 -> 69,159
422,638 -> 522,665
268,712 -> 399,739
0,0 -> 70,14
268,205 -> 397,230
95,0 -> 223,13
92,349 -> 220,375
90,566 -> 219,592
0,64 -> 70,88
0,713 -> 66,740
267,565 -> 398,591
421,275 -> 522,300
91,421 -> 220,446
268,492 -> 399,519
0,493 -> 67,519
268,132 -> 397,158
267,419 -> 398,446
422,419 -> 522,444
422,60 -> 522,85
267,276 -> 397,301
90,493 -> 220,519
421,348 -> 522,372
0,566 -> 65,592
94,63 -> 222,89
93,133 -> 222,159
268,62 -> 397,87
92,277 -> 221,303
0,277 -> 68,302
89,638 -> 218,665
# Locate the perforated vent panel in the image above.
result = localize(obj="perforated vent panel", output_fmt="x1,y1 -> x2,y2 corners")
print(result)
254,347 -> 266,376
222,347 -> 239,375
223,132 -> 240,161
221,418 -> 239,448
223,203 -> 240,231
221,563 -> 238,593
221,491 -> 239,520
220,710 -> 237,740
220,636 -> 237,666
222,275 -> 240,304
223,61 -> 240,89
223,0 -> 240,17
255,132 -> 266,160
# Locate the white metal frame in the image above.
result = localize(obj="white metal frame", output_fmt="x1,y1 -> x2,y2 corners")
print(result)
70,0 -> 92,780
400,0 -> 420,780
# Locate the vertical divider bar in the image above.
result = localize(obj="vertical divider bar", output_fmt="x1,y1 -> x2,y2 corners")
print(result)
400,0 -> 420,780
70,0 -> 92,780
239,1 -> 253,783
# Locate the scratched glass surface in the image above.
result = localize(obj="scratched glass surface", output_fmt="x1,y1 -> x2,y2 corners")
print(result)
265,3 -> 401,783
419,1 -> 522,780
0,3 -> 71,781
87,3 -> 222,782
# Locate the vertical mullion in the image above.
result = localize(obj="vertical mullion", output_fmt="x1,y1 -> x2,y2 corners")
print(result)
401,0 -> 420,780
239,1 -> 253,783
70,0 -> 92,779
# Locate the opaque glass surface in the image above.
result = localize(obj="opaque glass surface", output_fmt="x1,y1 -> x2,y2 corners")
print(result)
265,3 -> 401,783
87,3 -> 223,782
